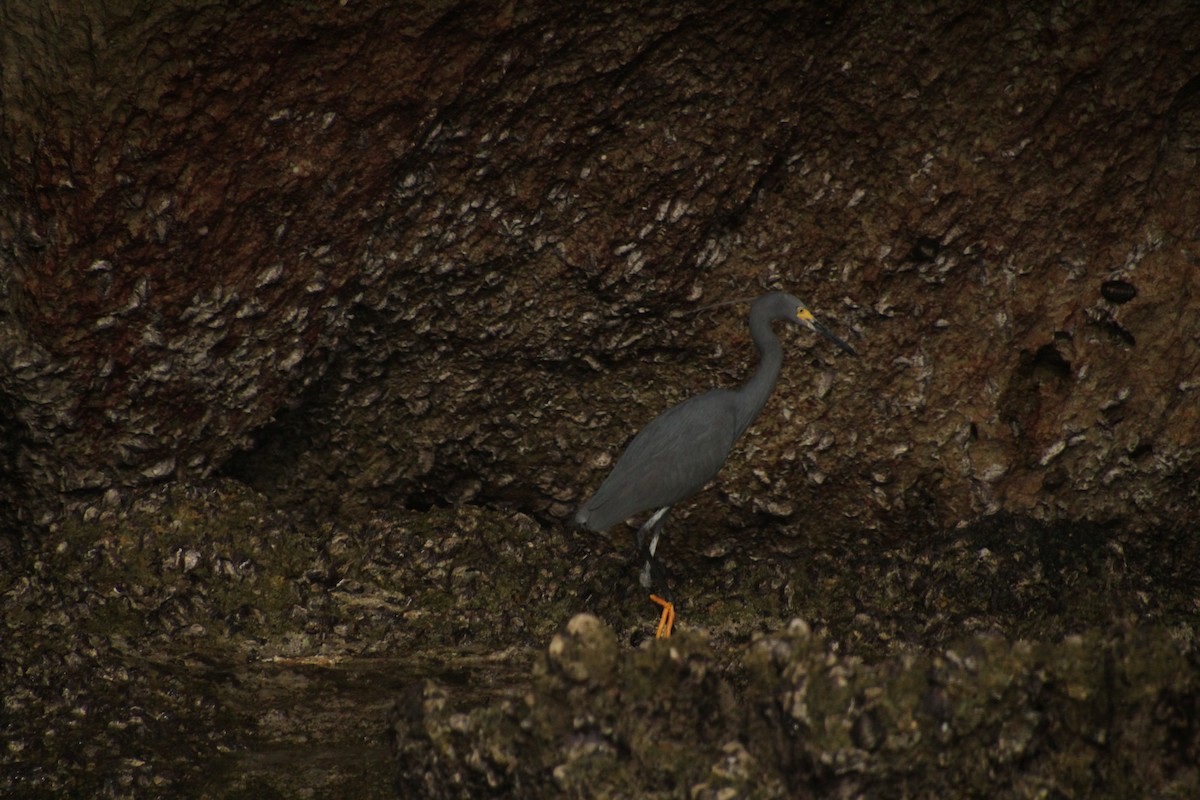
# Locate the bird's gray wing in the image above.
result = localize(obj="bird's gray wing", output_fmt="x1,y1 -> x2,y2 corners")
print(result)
578,391 -> 740,531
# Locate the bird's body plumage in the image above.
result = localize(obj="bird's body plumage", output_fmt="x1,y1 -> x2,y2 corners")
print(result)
574,388 -> 741,533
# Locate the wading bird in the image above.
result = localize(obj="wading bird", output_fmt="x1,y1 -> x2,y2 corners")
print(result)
573,291 -> 857,638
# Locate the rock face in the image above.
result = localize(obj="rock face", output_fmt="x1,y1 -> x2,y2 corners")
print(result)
3,1 -> 1200,544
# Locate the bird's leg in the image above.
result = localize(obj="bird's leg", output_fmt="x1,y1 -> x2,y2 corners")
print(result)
635,507 -> 670,589
634,506 -> 669,555
636,508 -> 675,638
640,527 -> 673,589
650,593 -> 675,639
647,561 -> 676,638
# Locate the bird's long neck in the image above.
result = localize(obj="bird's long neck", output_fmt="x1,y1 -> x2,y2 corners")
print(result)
733,306 -> 783,438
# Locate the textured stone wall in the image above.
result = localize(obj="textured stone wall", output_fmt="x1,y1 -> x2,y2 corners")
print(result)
3,1 -> 1199,546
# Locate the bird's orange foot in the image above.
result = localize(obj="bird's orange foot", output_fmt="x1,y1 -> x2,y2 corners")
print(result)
649,594 -> 675,639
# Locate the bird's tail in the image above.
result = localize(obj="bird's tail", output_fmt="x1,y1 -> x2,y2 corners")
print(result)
569,507 -> 592,531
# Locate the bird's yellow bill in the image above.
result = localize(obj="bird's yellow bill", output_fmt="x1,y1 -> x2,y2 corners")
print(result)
650,594 -> 675,638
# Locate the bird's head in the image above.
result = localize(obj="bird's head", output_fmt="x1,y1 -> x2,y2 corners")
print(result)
787,297 -> 858,356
